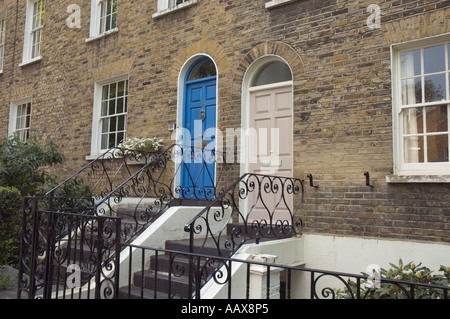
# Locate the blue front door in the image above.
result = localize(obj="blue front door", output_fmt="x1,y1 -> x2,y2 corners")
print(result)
181,75 -> 217,199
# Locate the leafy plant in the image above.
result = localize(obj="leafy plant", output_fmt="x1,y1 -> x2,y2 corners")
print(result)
0,187 -> 23,267
336,259 -> 450,299
0,135 -> 64,196
0,275 -> 14,291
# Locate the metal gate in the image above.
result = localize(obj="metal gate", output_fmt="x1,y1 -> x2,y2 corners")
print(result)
18,197 -> 121,299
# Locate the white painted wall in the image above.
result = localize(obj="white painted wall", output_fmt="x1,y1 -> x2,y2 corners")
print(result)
303,233 -> 450,275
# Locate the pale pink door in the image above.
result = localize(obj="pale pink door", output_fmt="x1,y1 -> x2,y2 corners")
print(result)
247,84 -> 293,224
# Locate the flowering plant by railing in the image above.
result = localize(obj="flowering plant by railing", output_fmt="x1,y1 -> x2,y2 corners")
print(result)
334,259 -> 450,299
117,137 -> 163,155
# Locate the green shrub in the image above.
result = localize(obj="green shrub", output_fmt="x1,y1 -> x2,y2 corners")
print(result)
337,259 -> 450,299
0,135 -> 64,196
0,187 -> 23,267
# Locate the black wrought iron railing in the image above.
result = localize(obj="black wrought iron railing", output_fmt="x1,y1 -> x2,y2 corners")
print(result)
184,173 -> 305,258
18,200 -> 122,299
43,144 -> 230,244
118,243 -> 450,300
18,205 -> 450,300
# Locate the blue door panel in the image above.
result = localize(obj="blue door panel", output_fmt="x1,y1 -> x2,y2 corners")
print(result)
182,77 -> 217,199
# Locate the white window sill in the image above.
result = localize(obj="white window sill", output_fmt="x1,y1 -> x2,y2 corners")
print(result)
85,154 -> 100,161
152,0 -> 198,19
386,175 -> 450,183
19,56 -> 43,67
265,0 -> 298,9
85,28 -> 119,43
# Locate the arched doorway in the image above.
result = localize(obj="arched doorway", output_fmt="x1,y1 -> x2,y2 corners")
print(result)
242,57 -> 293,178
242,56 -> 294,222
180,57 -> 217,199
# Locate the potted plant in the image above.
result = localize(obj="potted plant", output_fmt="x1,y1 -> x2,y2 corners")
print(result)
117,137 -> 163,164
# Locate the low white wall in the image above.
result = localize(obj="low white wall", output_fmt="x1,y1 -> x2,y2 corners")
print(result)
293,233 -> 450,299
303,233 -> 450,275
200,237 -> 305,299
202,233 -> 450,299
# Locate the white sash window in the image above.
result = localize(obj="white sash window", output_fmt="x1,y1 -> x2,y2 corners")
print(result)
392,35 -> 450,176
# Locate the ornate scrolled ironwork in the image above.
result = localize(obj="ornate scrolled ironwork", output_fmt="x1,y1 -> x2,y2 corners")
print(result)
184,173 -> 305,258
18,205 -> 121,299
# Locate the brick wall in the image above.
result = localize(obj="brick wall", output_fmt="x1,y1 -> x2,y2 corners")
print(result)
0,0 -> 449,243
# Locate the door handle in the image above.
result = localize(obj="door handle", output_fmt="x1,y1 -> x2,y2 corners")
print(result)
200,109 -> 206,121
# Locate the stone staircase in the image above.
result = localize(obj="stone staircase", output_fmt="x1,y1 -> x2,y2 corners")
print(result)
118,237 -> 231,299
117,222 -> 292,299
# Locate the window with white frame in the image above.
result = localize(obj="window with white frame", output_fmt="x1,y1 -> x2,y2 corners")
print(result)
88,0 -> 118,39
0,14 -> 6,73
22,0 -> 44,65
392,36 -> 450,176
91,77 -> 128,155
9,99 -> 32,142
154,0 -> 197,17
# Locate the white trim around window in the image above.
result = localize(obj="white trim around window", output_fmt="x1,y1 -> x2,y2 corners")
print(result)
390,33 -> 450,181
21,0 -> 44,66
86,0 -> 118,42
9,97 -> 32,142
265,0 -> 299,9
152,0 -> 198,19
89,74 -> 129,158
0,12 -> 6,73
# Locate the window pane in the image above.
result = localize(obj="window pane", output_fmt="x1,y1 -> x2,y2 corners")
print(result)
102,85 -> 109,101
101,118 -> 109,133
117,97 -> 124,113
117,132 -> 124,144
448,44 -> 450,70
404,136 -> 424,163
251,61 -> 292,87
109,99 -> 116,115
427,135 -> 449,162
188,59 -> 216,81
117,115 -> 125,131
109,82 -> 116,99
106,0 -> 112,15
424,74 -> 446,102
117,81 -> 124,97
424,45 -> 445,74
101,101 -> 108,116
401,78 -> 422,105
111,12 -> 117,29
426,105 -> 448,133
403,108 -> 423,134
400,49 -> 421,77
101,134 -> 108,149
110,117 -> 117,131
106,15 -> 111,31
108,133 -> 115,148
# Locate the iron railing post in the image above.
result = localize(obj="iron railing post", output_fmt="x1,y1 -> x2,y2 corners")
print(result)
187,225 -> 194,299
43,210 -> 56,299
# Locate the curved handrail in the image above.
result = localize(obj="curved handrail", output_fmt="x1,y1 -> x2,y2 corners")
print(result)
184,173 -> 305,257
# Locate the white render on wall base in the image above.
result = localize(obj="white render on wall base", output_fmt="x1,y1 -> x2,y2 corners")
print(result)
303,234 -> 450,274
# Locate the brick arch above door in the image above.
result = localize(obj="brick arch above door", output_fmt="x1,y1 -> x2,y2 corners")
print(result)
170,39 -> 230,87
237,41 -> 305,86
